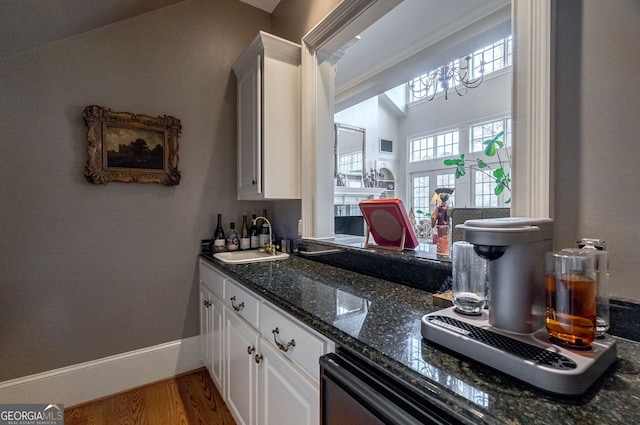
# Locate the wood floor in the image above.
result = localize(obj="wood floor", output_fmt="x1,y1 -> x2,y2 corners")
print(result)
64,368 -> 237,425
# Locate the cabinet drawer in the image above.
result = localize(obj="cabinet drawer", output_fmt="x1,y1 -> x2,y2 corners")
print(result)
224,280 -> 260,329
259,302 -> 327,383
199,260 -> 225,299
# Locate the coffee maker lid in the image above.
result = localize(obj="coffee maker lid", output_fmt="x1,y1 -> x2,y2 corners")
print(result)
461,217 -> 552,229
456,217 -> 553,245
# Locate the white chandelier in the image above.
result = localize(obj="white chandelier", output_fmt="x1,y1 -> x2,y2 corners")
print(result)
408,55 -> 485,101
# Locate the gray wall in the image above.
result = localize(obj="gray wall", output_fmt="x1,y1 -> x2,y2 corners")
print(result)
0,0 -> 271,381
554,0 -> 640,301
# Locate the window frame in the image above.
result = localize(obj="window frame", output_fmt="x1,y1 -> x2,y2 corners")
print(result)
409,129 -> 459,163
470,117 -> 512,153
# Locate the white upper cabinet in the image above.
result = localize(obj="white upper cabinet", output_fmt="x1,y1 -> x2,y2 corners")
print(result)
232,31 -> 301,200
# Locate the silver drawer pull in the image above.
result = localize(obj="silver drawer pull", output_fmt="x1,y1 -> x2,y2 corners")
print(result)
272,327 -> 295,352
230,296 -> 245,312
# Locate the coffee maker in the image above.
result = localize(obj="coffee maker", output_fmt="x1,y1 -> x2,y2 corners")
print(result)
421,218 -> 617,395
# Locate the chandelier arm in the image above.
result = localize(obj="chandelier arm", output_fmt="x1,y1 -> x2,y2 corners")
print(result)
466,72 -> 484,88
426,70 -> 439,100
410,55 -> 485,101
453,82 -> 468,96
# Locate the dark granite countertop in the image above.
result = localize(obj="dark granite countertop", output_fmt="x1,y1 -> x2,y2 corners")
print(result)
199,253 -> 640,425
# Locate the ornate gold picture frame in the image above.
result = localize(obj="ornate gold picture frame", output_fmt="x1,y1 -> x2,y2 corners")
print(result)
83,105 -> 181,185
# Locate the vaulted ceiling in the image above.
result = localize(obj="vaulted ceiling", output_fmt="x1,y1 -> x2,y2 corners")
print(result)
2,0 -> 510,109
0,0 -> 280,59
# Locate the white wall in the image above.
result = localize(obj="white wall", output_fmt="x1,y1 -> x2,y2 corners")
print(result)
336,69 -> 511,208
335,96 -> 400,185
401,71 -> 511,207
401,71 -> 511,143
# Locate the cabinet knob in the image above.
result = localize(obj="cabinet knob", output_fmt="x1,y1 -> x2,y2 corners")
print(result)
247,345 -> 256,355
255,354 -> 263,364
252,180 -> 257,185
272,327 -> 296,353
203,299 -> 210,308
230,296 -> 245,312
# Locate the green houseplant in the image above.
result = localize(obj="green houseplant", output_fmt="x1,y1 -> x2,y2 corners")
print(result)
443,131 -> 512,203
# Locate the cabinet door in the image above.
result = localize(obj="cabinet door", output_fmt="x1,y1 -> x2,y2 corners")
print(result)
210,294 -> 224,392
258,340 -> 319,425
261,55 -> 300,199
199,285 -> 212,373
237,55 -> 261,199
226,307 -> 260,425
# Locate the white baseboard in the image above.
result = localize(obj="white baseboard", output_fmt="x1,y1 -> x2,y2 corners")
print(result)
0,336 -> 203,407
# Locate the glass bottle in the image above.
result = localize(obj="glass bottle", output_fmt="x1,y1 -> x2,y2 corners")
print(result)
436,223 -> 451,257
578,239 -> 610,336
226,222 -> 239,251
239,213 -> 250,250
212,213 -> 226,253
250,213 -> 259,249
432,192 -> 452,258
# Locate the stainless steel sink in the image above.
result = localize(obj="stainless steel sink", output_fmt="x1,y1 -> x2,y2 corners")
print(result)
213,250 -> 289,264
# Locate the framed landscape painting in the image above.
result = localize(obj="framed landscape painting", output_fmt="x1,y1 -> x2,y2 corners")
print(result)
83,105 -> 181,185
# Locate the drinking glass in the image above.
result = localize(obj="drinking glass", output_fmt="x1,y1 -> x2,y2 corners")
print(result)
575,243 -> 610,337
545,250 -> 597,347
452,241 -> 487,315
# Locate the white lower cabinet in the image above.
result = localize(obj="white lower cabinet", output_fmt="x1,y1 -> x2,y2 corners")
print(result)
258,340 -> 319,425
198,260 -> 332,425
226,305 -> 260,425
199,262 -> 225,391
200,283 -> 224,391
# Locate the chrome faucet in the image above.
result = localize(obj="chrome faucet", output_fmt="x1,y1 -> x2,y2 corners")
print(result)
253,216 -> 276,255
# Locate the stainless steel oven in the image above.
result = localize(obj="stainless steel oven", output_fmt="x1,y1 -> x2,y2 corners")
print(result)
320,348 -> 464,425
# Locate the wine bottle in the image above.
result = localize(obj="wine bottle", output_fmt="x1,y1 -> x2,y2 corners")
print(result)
250,213 -> 259,249
259,208 -> 270,247
212,213 -> 226,253
226,222 -> 239,251
239,213 -> 250,250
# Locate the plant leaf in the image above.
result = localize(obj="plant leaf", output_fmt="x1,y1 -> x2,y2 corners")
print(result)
477,159 -> 488,168
445,154 -> 466,178
484,141 -> 497,156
